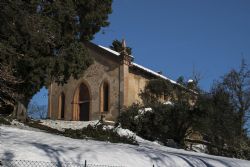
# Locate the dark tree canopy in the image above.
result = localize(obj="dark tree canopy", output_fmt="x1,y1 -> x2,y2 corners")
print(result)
0,0 -> 113,108
0,63 -> 23,113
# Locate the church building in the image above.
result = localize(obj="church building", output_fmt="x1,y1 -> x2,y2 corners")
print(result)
48,40 -> 178,122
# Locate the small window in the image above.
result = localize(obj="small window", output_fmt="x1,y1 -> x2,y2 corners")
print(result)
100,81 -> 109,113
59,92 -> 65,119
103,82 -> 109,112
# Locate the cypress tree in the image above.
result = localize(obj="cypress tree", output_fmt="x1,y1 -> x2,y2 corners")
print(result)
0,0 -> 113,113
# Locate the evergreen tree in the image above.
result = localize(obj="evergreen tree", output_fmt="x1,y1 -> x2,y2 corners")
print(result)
198,84 -> 242,152
139,79 -> 172,106
110,39 -> 132,55
0,63 -> 23,114
0,0 -> 113,112
132,78 -> 202,147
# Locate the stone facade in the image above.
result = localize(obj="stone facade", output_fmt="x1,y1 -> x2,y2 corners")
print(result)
48,42 -> 172,121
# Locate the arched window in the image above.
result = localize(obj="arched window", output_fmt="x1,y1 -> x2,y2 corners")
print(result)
100,81 -> 109,113
72,82 -> 91,121
59,92 -> 65,119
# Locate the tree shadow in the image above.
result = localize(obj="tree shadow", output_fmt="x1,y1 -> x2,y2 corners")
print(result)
27,141 -> 93,165
2,151 -> 15,160
0,151 -> 15,167
134,146 -> 181,167
167,152 -> 239,167
133,144 -> 242,167
28,142 -> 67,166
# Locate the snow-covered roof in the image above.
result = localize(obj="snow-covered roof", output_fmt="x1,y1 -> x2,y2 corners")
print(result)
98,45 -> 134,58
131,62 -> 177,84
98,45 -> 177,84
98,45 -> 120,56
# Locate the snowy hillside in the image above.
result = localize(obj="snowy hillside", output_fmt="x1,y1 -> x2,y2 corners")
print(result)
1,125 -> 250,167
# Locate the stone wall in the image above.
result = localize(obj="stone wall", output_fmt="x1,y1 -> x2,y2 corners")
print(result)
127,72 -> 149,106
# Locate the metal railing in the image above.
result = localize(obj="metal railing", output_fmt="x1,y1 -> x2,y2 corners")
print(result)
0,159 -> 125,167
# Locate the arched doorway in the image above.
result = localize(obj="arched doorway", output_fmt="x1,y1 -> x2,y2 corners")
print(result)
79,83 -> 90,121
72,82 -> 91,121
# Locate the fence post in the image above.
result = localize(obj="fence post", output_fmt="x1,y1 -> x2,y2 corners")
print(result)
85,160 -> 87,167
153,165 -> 154,167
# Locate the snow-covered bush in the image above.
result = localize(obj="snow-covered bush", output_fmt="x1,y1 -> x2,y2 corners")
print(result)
64,124 -> 138,145
118,103 -> 175,146
117,103 -> 141,132
118,98 -> 204,148
25,119 -> 138,145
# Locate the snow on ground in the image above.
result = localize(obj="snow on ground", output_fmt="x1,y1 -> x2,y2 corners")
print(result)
1,126 -> 250,167
40,119 -> 99,131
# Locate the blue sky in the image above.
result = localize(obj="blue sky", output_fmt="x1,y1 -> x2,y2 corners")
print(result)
31,0 -> 250,106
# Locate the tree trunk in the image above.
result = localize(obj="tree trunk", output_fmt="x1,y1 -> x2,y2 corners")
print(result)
13,101 -> 27,122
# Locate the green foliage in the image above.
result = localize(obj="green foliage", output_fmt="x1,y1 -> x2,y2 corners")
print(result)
177,76 -> 199,91
117,103 -> 141,132
139,79 -> 173,106
0,0 -> 112,108
139,78 -> 197,107
119,102 -> 202,147
198,85 -> 242,145
119,78 -> 202,147
110,39 -> 132,55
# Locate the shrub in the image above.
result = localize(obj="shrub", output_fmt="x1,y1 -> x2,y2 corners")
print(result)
0,116 -> 11,125
25,120 -> 62,135
25,120 -> 138,145
64,124 -> 138,145
117,103 -> 141,132
118,102 -> 199,147
118,103 -> 170,142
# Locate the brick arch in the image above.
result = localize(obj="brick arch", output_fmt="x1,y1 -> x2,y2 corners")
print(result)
72,81 -> 92,121
99,79 -> 110,113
